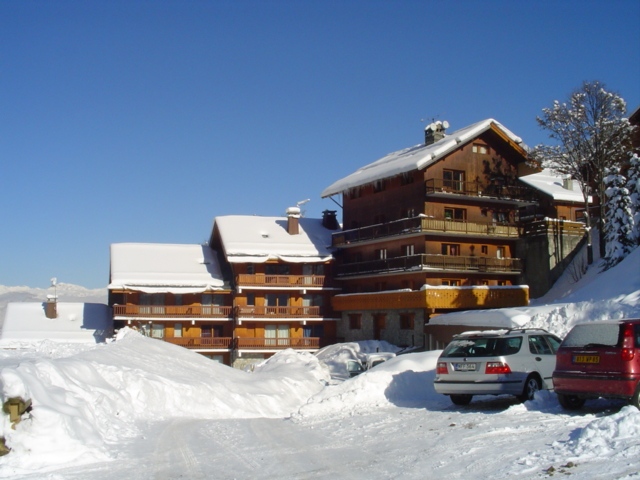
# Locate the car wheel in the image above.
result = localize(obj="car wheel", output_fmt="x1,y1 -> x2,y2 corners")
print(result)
630,384 -> 640,410
557,393 -> 585,410
518,374 -> 541,402
450,394 -> 473,406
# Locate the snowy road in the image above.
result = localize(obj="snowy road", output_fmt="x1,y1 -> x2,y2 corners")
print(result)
9,395 -> 636,480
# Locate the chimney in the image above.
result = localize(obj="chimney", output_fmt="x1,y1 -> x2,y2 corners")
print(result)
286,206 -> 301,235
45,295 -> 57,319
322,210 -> 339,230
424,121 -> 448,146
563,176 -> 573,191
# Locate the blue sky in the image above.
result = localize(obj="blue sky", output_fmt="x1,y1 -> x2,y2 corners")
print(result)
2,0 -> 639,289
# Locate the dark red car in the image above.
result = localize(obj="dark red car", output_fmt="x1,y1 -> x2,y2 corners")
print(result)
553,319 -> 640,410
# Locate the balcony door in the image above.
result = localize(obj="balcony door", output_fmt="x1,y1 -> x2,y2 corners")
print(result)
265,324 -> 290,346
140,293 -> 165,314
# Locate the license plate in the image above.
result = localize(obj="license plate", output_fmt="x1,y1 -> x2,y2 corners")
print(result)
573,355 -> 600,364
453,362 -> 477,372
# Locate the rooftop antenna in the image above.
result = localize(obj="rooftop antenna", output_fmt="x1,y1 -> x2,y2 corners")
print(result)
296,199 -> 310,217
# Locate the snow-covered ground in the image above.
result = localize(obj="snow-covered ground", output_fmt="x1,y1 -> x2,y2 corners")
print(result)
0,247 -> 639,479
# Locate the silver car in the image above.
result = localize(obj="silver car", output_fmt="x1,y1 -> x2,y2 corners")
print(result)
433,329 -> 562,405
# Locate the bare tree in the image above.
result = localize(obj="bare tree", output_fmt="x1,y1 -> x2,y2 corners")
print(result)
531,81 -> 635,264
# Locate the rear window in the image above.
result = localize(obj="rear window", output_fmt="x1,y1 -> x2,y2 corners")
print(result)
441,336 -> 522,358
562,323 -> 621,348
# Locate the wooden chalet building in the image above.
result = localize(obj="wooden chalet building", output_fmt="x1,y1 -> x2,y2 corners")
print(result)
321,119 -> 587,349
108,243 -> 234,364
210,209 -> 341,369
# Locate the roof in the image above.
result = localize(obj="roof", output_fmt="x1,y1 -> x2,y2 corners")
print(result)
0,302 -> 112,344
214,215 -> 334,264
519,169 -> 588,203
321,119 -> 527,197
108,243 -> 226,293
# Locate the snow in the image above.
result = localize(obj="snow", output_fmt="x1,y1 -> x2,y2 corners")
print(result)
214,215 -> 334,263
518,168 -> 588,202
0,302 -> 111,345
108,243 -> 226,293
0,248 -> 639,478
321,119 -> 527,198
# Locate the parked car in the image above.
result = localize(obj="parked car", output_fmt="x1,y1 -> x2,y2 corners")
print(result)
346,352 -> 396,377
553,318 -> 640,410
433,329 -> 562,405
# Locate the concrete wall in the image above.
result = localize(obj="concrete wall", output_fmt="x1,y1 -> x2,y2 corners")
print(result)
338,309 -> 426,348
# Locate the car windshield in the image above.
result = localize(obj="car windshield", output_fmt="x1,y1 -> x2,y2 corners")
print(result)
562,323 -> 620,348
441,336 -> 522,358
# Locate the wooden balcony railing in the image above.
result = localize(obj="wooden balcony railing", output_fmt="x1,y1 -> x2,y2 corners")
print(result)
163,337 -> 233,349
113,305 -> 233,319
332,286 -> 529,311
236,305 -> 323,318
336,254 -> 522,277
332,216 -> 519,246
425,178 -> 538,202
236,337 -> 320,350
236,274 -> 328,288
521,219 -> 586,237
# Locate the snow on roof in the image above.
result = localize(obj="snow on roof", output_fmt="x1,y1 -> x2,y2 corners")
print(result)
519,169 -> 588,203
215,215 -> 334,263
109,243 -> 226,293
321,119 -> 526,197
0,302 -> 112,344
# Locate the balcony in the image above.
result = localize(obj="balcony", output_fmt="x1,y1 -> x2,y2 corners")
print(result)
332,286 -> 529,311
163,336 -> 233,349
236,305 -> 325,319
332,216 -> 519,247
521,219 -> 586,237
236,274 -> 330,289
113,305 -> 233,320
236,337 -> 320,350
425,178 -> 538,203
336,254 -> 522,277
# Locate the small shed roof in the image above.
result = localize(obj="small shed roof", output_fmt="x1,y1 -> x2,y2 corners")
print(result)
0,302 -> 112,344
519,169 -> 588,203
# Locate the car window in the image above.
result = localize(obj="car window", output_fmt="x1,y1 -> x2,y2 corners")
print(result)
529,335 -> 552,355
563,323 -> 620,348
544,335 -> 562,354
441,336 -> 522,357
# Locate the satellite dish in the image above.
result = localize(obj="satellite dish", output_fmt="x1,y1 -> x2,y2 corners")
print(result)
443,121 -> 450,129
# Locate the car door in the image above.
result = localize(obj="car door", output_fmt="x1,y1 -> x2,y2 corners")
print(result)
528,335 -> 557,388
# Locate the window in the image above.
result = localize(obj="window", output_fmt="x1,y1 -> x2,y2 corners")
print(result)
402,244 -> 415,256
174,323 -> 182,338
400,313 -> 414,330
472,143 -> 488,154
375,248 -> 387,260
265,324 -> 289,346
441,243 -> 460,256
401,172 -> 414,185
401,207 -> 416,218
140,293 -> 165,314
442,279 -> 461,286
265,294 -> 289,307
373,179 -> 386,193
443,170 -> 464,191
349,186 -> 362,199
246,264 -> 255,274
201,325 -> 212,338
481,245 -> 488,255
246,293 -> 255,306
493,211 -> 508,224
497,246 -> 506,259
266,264 -> 290,275
497,280 -> 507,286
151,323 -> 165,339
174,295 -> 183,306
349,314 -> 362,330
444,207 -> 467,221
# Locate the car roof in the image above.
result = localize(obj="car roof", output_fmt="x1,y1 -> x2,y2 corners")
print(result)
454,328 -> 552,339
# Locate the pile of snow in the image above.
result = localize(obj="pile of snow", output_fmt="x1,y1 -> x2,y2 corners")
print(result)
0,329 -> 330,473
314,340 -> 401,380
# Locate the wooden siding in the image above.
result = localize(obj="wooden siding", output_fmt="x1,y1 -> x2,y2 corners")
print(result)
332,286 -> 529,311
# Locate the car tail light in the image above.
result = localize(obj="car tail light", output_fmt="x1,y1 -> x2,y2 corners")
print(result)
622,325 -> 635,361
485,362 -> 511,374
436,362 -> 448,374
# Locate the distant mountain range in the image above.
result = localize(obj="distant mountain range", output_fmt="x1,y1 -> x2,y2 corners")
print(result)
0,284 -> 108,327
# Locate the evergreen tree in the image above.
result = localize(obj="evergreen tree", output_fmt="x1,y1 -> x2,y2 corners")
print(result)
603,169 -> 635,269
627,154 -> 640,245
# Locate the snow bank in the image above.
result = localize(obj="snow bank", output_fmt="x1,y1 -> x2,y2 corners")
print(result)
0,329 -> 330,474
314,340 -> 401,380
